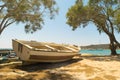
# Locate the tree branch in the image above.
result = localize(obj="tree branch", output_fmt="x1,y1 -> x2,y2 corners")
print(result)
0,4 -> 6,12
0,16 -> 7,30
5,19 -> 15,27
0,19 -> 15,35
107,17 -> 114,34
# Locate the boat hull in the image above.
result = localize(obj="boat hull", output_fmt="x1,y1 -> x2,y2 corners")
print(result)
29,51 -> 77,62
12,39 -> 79,63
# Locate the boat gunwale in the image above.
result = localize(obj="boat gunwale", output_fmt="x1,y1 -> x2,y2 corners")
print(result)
12,39 -> 79,53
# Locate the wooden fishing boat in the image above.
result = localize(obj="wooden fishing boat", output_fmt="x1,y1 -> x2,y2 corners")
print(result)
12,39 -> 80,63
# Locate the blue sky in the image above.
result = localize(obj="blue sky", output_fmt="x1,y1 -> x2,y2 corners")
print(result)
0,0 -> 120,48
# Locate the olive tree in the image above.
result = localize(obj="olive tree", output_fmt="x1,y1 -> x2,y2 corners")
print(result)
66,0 -> 120,55
0,0 -> 58,34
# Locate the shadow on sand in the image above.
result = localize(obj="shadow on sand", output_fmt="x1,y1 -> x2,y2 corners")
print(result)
15,58 -> 82,72
13,58 -> 82,80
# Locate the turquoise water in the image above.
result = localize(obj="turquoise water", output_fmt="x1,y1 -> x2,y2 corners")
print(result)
80,49 -> 120,55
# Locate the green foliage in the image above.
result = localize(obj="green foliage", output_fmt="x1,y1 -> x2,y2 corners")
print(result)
66,0 -> 120,34
0,0 -> 58,34
114,10 -> 120,32
66,0 -> 120,55
66,1 -> 90,30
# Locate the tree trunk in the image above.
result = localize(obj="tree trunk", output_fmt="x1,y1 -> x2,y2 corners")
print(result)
109,43 -> 117,55
101,25 -> 118,55
109,36 -> 117,55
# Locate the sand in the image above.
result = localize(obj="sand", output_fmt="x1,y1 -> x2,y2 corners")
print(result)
0,55 -> 120,80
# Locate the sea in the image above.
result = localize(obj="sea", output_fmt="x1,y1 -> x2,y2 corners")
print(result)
0,48 -> 120,56
80,49 -> 120,55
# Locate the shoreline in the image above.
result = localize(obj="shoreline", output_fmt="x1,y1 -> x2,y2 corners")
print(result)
0,55 -> 120,80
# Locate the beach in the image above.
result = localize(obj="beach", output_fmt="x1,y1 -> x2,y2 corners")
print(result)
0,55 -> 120,80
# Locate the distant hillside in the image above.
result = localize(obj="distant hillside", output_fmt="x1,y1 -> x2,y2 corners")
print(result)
81,44 -> 110,49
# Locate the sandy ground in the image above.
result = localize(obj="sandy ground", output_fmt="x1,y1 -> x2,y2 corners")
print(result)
0,55 -> 120,80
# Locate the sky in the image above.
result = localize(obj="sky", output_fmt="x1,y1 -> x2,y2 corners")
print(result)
0,0 -> 120,48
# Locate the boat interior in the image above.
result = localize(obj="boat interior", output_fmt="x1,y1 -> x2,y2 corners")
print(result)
18,40 -> 79,52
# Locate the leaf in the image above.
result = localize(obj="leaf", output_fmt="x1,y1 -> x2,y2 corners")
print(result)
0,0 -> 58,34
